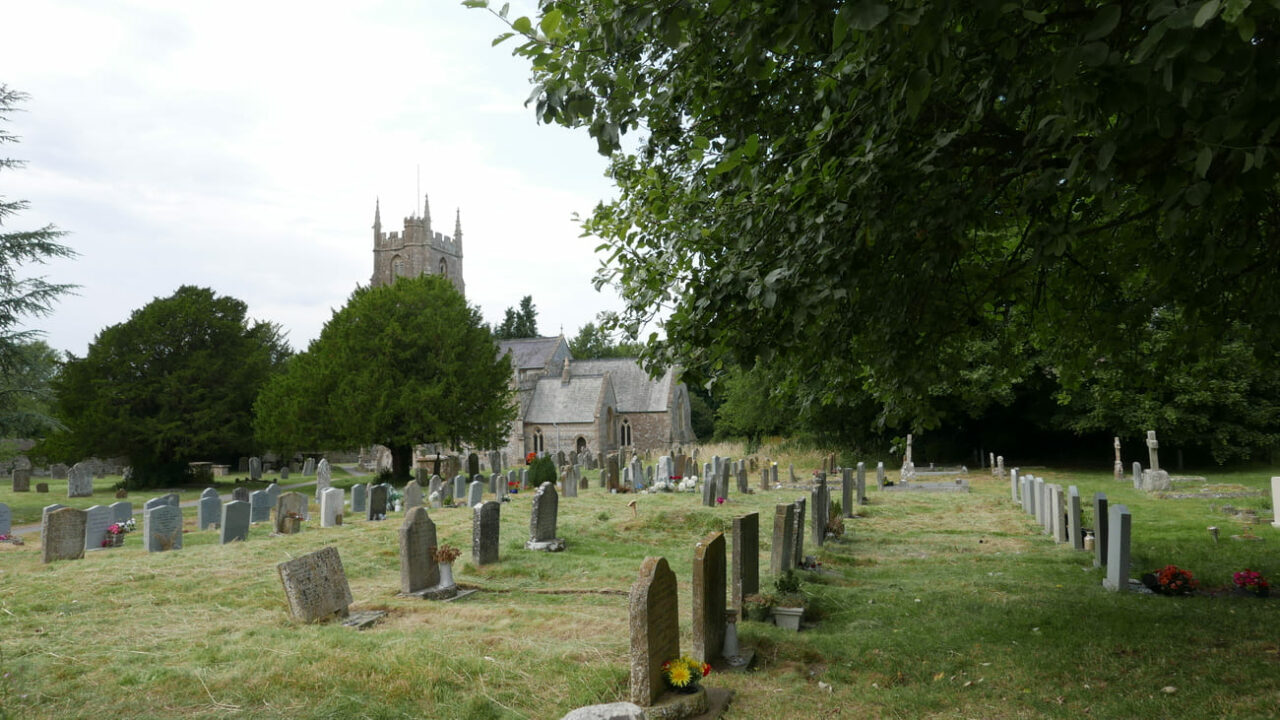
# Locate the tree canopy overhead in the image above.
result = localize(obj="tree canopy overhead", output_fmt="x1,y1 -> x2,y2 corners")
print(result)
474,1 -> 1280,430
254,274 -> 515,480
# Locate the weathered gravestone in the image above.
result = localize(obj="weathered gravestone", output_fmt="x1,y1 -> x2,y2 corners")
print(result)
11,468 -> 30,493
429,491 -> 442,509
856,461 -> 867,505
198,488 -> 221,530
351,484 -> 367,514
841,468 -> 854,518
629,557 -> 680,707
526,482 -> 565,551
467,480 -> 484,508
315,459 -> 331,500
1067,486 -> 1084,550
399,507 -> 456,599
1132,461 -> 1142,489
732,512 -> 758,613
428,475 -> 442,499
702,463 -> 714,506
453,475 -> 466,501
83,505 -> 111,551
107,501 -> 131,524
67,463 -> 94,497
876,462 -> 886,488
1033,477 -> 1046,525
1102,504 -> 1132,592
302,457 -> 316,476
606,454 -> 620,492
692,531 -> 727,666
277,545 -> 353,622
221,501 -> 250,543
0,502 -> 9,536
143,504 -> 183,552
50,463 -> 68,480
321,487 -> 345,527
770,504 -> 796,574
249,456 -> 262,481
811,475 -> 829,547
249,490 -> 271,523
238,457 -> 250,473
467,453 -> 480,478
35,482 -> 48,493
562,467 -> 577,498
231,486 -> 250,503
1011,468 -> 1021,503
1272,478 -> 1280,529
144,494 -> 180,515
42,507 -> 87,563
403,479 -> 424,510
791,497 -> 806,568
472,500 -> 500,565
280,466 -> 290,480
367,484 -> 388,521
769,463 -> 778,487
274,492 -> 308,534
1093,492 -> 1109,568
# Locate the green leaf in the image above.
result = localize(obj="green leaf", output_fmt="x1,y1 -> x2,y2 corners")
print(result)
1022,9 -> 1046,24
1237,16 -> 1257,42
1079,41 -> 1109,66
461,0 -> 489,8
692,135 -> 710,150
1084,5 -> 1122,40
1098,140 -> 1116,171
492,32 -> 515,46
539,9 -> 563,37
841,1 -> 891,31
1193,0 -> 1221,27
512,16 -> 533,35
906,68 -> 932,117
1196,146 -> 1213,177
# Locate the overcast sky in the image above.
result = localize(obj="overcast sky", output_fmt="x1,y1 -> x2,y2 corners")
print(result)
2,0 -> 624,356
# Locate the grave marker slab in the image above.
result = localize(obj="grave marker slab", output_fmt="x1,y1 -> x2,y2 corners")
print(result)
274,492 -> 308,534
0,503 -> 9,536
42,507 -> 87,562
83,505 -> 111,551
11,469 -> 30,492
526,482 -> 565,551
351,484 -> 367,514
403,480 -> 424,510
732,512 -> 759,613
472,500 -> 500,565
453,475 -> 466,501
232,487 -> 250,503
467,480 -> 484,508
1102,504 -> 1131,592
792,497 -> 806,568
249,456 -> 262,481
321,487 -> 345,527
628,557 -> 679,707
367,484 -> 388,521
143,505 -> 183,552
221,500 -> 250,543
277,545 -> 353,622
67,463 -> 94,497
315,458 -> 331,500
841,468 -> 853,517
1067,486 -> 1084,550
1272,478 -> 1280,528
198,488 -> 221,530
249,490 -> 271,523
399,507 -> 440,594
770,504 -> 796,574
691,531 -> 727,666
109,501 -> 132,524
1093,492 -> 1109,568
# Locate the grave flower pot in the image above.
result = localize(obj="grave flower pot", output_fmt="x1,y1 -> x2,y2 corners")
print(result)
772,606 -> 804,631
107,534 -> 124,547
438,562 -> 456,590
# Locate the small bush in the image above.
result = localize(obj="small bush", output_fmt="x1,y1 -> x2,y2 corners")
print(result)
529,456 -> 557,487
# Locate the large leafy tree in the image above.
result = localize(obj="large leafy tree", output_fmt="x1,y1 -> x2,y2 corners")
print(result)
1,85 -> 75,436
494,295 -> 540,339
254,274 -> 515,480
44,286 -> 289,487
474,1 -> 1280,431
568,313 -> 645,358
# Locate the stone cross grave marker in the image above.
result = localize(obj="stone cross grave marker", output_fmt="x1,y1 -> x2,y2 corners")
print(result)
472,500 -> 500,566
42,507 -> 87,563
526,482 -> 565,551
67,463 -> 94,497
321,487 -> 345,527
399,507 -> 440,594
249,490 -> 271,523
1102,504 -> 1131,592
274,492 -> 308,534
732,512 -> 759,613
198,488 -> 221,530
770,504 -> 796,574
221,500 -> 250,543
692,531 -> 726,666
83,504 -> 111,551
628,557 -> 679,707
143,504 -> 183,552
1093,492 -> 1109,568
277,545 -> 353,623
1145,430 -> 1160,471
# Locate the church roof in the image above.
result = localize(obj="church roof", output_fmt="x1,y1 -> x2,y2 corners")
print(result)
569,359 -> 674,413
525,376 -> 606,423
497,336 -> 564,370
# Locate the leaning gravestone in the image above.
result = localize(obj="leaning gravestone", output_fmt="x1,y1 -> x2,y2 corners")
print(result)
403,479 -> 424,510
526,482 -> 565,551
42,507 -> 87,563
629,557 -> 680,707
315,459 -> 332,500
691,531 -> 727,666
398,507 -> 442,595
83,505 -> 111,551
249,456 -> 262,481
732,512 -> 759,613
198,488 -> 221,530
351,484 -> 367,514
67,463 -> 94,497
770,504 -> 796,574
1102,504 -> 1132,592
472,500 -> 500,566
221,500 -> 250,543
143,504 -> 183,552
274,492 -> 308,534
277,545 -> 353,623
320,487 -> 344,527
265,481 -> 281,507
249,490 -> 271,523
0,503 -> 10,536
367,484 -> 388,521
12,468 -> 31,493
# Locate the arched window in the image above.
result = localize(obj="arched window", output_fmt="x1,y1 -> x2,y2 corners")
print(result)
576,436 -> 587,453
439,257 -> 448,277
532,427 -> 544,453
392,255 -> 406,277
620,418 -> 632,447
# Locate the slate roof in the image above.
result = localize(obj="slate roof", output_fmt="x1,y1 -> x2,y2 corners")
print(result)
497,336 -> 564,370
569,359 -> 674,413
525,376 -> 605,423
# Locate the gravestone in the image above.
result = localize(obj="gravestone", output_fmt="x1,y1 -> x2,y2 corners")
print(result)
321,488 -> 345,527
1011,468 -> 1020,503
731,512 -> 759,614
367,484 -> 388,521
453,476 -> 466,501
36,482 -> 48,493
491,450 -> 504,474
1145,430 -> 1160,470
770,504 -> 796,574
1272,478 -> 1280,529
231,486 -> 250,503
274,492 -> 308,534
841,468 -> 854,518
562,468 -> 577,498
429,475 -> 442,499
107,500 -> 131,524
606,454 -> 620,492
143,505 -> 183,552
198,488 -> 221,530
221,500 -> 250,543
467,480 -> 484,508
876,462 -> 885,488
351,484 -> 367,514
50,463 -> 68,480
67,463 -> 94,497
249,490 -> 271,523
856,462 -> 867,504
266,482 -> 281,510
467,453 -> 480,478
1067,486 -> 1084,550
791,497 -> 806,568
996,455 -> 1004,477
1033,478 -> 1046,525
249,456 -> 262,481
315,458 -> 332,500
42,507 -> 87,563
238,457 -> 249,473
429,491 -> 442,509
403,479 -> 424,510
11,468 -> 30,492
1052,485 -> 1068,542
277,545 -> 353,622
692,531 -> 727,666
811,475 -> 828,547
520,469 -> 530,489
526,482 -> 565,551
1093,492 -> 1109,568
1102,504 -> 1131,592
488,472 -> 499,494
471,500 -> 500,566
0,502 -> 9,536
496,473 -> 508,501
83,505 -> 111,551
1113,436 -> 1123,481
788,463 -> 796,483
658,456 -> 672,483
302,457 -> 316,476
399,507 -> 441,594
628,557 -> 680,707
1132,461 -> 1142,489
280,466 -> 290,480
770,463 -> 778,487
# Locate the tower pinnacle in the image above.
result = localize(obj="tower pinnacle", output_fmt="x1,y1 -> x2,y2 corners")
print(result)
454,207 -> 463,248
373,197 -> 381,232
423,194 -> 432,231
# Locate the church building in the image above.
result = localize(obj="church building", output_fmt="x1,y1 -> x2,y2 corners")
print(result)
370,197 -> 696,459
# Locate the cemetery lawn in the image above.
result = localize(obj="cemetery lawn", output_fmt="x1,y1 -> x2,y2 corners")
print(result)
2,459 -> 1277,719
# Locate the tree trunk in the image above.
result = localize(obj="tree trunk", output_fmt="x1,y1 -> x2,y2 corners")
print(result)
390,443 -> 414,482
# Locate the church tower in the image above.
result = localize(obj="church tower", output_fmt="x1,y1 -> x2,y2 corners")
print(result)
370,193 -> 465,296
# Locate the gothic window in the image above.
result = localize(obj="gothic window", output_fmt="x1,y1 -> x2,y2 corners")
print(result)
532,427 -> 544,453
576,436 -> 587,453
620,418 -> 632,447
392,255 -> 406,277
439,257 -> 448,277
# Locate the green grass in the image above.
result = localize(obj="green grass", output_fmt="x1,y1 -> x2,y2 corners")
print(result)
1,455 -> 1277,719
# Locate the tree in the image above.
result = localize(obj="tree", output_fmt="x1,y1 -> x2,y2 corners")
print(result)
0,340 -> 62,438
494,295 -> 539,339
254,274 -> 515,480
1,85 -> 75,434
43,286 -> 288,487
568,314 -> 645,358
475,1 -> 1280,431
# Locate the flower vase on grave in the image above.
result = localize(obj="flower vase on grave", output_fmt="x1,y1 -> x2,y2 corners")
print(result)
438,562 -> 456,590
106,534 -> 124,548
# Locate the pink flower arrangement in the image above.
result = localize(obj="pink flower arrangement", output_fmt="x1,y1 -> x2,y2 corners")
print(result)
716,497 -> 725,505
1233,569 -> 1269,596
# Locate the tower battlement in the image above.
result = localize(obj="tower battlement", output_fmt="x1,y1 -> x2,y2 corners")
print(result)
371,194 -> 465,296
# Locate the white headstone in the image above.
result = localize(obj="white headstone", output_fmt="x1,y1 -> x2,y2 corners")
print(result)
321,487 -> 345,528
